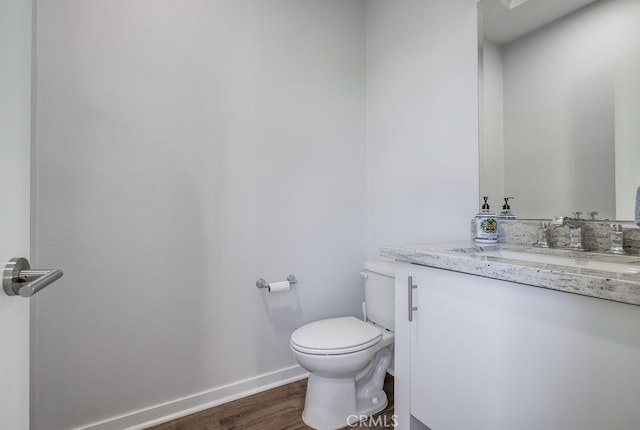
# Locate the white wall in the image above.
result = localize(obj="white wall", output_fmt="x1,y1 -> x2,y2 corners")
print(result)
34,0 -> 481,428
34,1 -> 366,429
501,0 -> 640,219
367,3 -> 480,427
366,0 -> 479,257
0,0 -> 32,428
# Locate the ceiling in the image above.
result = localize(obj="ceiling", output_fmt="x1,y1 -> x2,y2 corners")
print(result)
480,0 -> 600,45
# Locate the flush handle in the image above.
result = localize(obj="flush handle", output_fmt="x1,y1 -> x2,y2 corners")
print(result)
408,276 -> 417,322
3,258 -> 63,297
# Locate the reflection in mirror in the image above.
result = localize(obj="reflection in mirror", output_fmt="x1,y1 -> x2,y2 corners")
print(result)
478,0 -> 640,220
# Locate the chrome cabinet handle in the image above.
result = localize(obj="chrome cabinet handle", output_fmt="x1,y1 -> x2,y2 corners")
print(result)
408,276 -> 417,321
3,257 -> 63,297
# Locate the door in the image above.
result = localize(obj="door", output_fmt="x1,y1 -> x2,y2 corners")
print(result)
1,0 -> 33,428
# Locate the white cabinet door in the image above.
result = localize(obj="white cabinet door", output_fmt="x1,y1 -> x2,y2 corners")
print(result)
0,0 -> 32,428
409,267 -> 512,429
393,262 -> 413,430
407,265 -> 640,430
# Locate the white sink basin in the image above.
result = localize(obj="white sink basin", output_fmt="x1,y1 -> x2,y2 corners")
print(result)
473,249 -> 640,274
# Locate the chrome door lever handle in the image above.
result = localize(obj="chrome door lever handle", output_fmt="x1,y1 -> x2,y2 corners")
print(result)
3,257 -> 63,297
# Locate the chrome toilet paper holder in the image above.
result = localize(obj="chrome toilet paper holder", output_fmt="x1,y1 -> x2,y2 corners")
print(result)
256,274 -> 297,289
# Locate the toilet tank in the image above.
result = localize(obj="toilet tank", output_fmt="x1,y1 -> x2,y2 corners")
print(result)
362,260 -> 395,331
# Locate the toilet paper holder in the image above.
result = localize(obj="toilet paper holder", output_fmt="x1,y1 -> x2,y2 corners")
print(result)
256,274 -> 297,289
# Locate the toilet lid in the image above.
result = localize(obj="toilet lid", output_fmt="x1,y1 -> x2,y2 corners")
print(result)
290,317 -> 382,355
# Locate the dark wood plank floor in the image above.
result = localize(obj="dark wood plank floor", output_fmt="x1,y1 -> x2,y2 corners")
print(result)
147,374 -> 394,430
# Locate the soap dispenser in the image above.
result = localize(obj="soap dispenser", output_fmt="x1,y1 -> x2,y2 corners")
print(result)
475,196 -> 498,243
499,197 -> 516,219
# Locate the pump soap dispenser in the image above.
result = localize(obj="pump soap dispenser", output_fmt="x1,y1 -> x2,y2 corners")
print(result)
499,197 -> 517,219
475,196 -> 498,243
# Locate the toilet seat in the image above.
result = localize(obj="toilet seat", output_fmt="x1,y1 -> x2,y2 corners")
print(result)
290,317 -> 382,355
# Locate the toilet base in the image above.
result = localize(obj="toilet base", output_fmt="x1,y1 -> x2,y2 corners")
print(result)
357,391 -> 388,420
301,347 -> 392,430
302,374 -> 358,430
302,373 -> 389,430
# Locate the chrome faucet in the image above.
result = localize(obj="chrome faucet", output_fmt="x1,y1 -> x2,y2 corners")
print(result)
607,224 -> 625,254
551,216 -> 586,251
533,221 -> 549,248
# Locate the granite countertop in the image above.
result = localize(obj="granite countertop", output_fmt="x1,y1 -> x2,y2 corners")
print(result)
381,241 -> 640,306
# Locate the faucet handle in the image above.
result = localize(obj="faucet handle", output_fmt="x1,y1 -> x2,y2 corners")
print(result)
589,211 -> 599,220
573,211 -> 583,219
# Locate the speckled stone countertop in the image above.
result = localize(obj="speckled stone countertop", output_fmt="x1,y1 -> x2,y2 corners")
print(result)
381,241 -> 640,306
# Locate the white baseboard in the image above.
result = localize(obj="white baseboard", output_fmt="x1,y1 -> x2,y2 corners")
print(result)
73,365 -> 308,430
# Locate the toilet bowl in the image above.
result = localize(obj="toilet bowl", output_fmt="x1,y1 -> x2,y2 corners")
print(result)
291,317 -> 394,430
290,260 -> 395,430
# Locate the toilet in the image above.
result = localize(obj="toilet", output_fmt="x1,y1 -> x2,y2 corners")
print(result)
290,260 -> 395,430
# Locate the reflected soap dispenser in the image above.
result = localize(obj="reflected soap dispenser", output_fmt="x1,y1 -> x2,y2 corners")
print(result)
475,196 -> 498,243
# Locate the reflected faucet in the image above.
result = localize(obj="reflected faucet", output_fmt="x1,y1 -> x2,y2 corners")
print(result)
533,221 -> 549,248
551,216 -> 586,251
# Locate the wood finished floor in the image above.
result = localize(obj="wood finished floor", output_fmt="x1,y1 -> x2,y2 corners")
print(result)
147,374 -> 394,430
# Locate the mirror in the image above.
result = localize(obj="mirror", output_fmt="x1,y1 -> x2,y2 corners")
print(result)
478,0 -> 640,220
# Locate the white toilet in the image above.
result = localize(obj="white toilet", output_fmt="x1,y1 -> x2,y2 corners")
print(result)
290,260 -> 395,430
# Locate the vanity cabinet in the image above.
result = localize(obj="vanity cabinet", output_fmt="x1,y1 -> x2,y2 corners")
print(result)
394,261 -> 640,430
